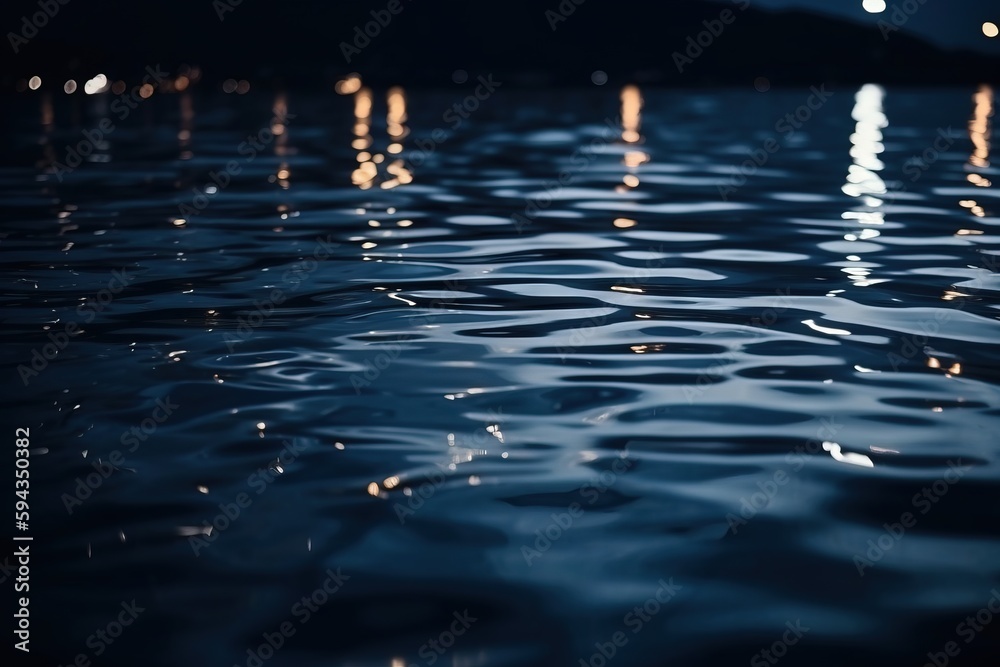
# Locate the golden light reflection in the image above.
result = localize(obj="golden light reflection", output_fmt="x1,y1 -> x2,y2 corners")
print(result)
351,87 -> 376,189
927,356 -> 963,376
621,85 -> 642,144
335,73 -> 362,95
349,86 -> 411,190
984,22 -> 999,38
623,151 -> 649,167
387,86 -> 408,138
966,86 -> 993,194
614,85 -> 647,228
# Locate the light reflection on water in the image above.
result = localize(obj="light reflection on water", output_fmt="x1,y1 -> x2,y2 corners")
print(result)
2,83 -> 999,667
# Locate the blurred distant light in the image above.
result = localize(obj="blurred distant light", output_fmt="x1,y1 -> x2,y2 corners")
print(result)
451,69 -> 468,84
222,78 -> 237,93
335,73 -> 362,95
862,0 -> 886,13
64,79 -> 77,94
984,22 -> 999,38
591,70 -> 608,86
175,75 -> 190,91
139,83 -> 153,99
83,74 -> 108,95
112,80 -> 126,94
236,79 -> 250,94
28,76 -> 41,90
754,76 -> 770,92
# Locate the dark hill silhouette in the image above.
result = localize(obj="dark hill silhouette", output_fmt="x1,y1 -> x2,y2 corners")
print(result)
2,0 -> 997,88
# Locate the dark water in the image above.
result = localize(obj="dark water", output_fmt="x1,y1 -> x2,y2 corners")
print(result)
2,84 -> 1000,667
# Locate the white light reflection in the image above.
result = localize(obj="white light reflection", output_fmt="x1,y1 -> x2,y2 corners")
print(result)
839,84 -> 890,289
803,319 -> 851,336
823,441 -> 875,468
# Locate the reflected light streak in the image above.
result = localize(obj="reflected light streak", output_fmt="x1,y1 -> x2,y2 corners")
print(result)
967,85 -> 993,180
840,85 -> 888,288
351,87 -> 376,189
621,85 -> 642,144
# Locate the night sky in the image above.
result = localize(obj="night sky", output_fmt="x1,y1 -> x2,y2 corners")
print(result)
749,0 -> 1000,54
1,0 -> 997,85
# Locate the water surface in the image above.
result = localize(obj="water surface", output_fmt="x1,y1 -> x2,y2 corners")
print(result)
3,84 -> 1000,667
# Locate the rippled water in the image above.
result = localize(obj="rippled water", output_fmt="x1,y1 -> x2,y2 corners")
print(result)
3,84 -> 1000,667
